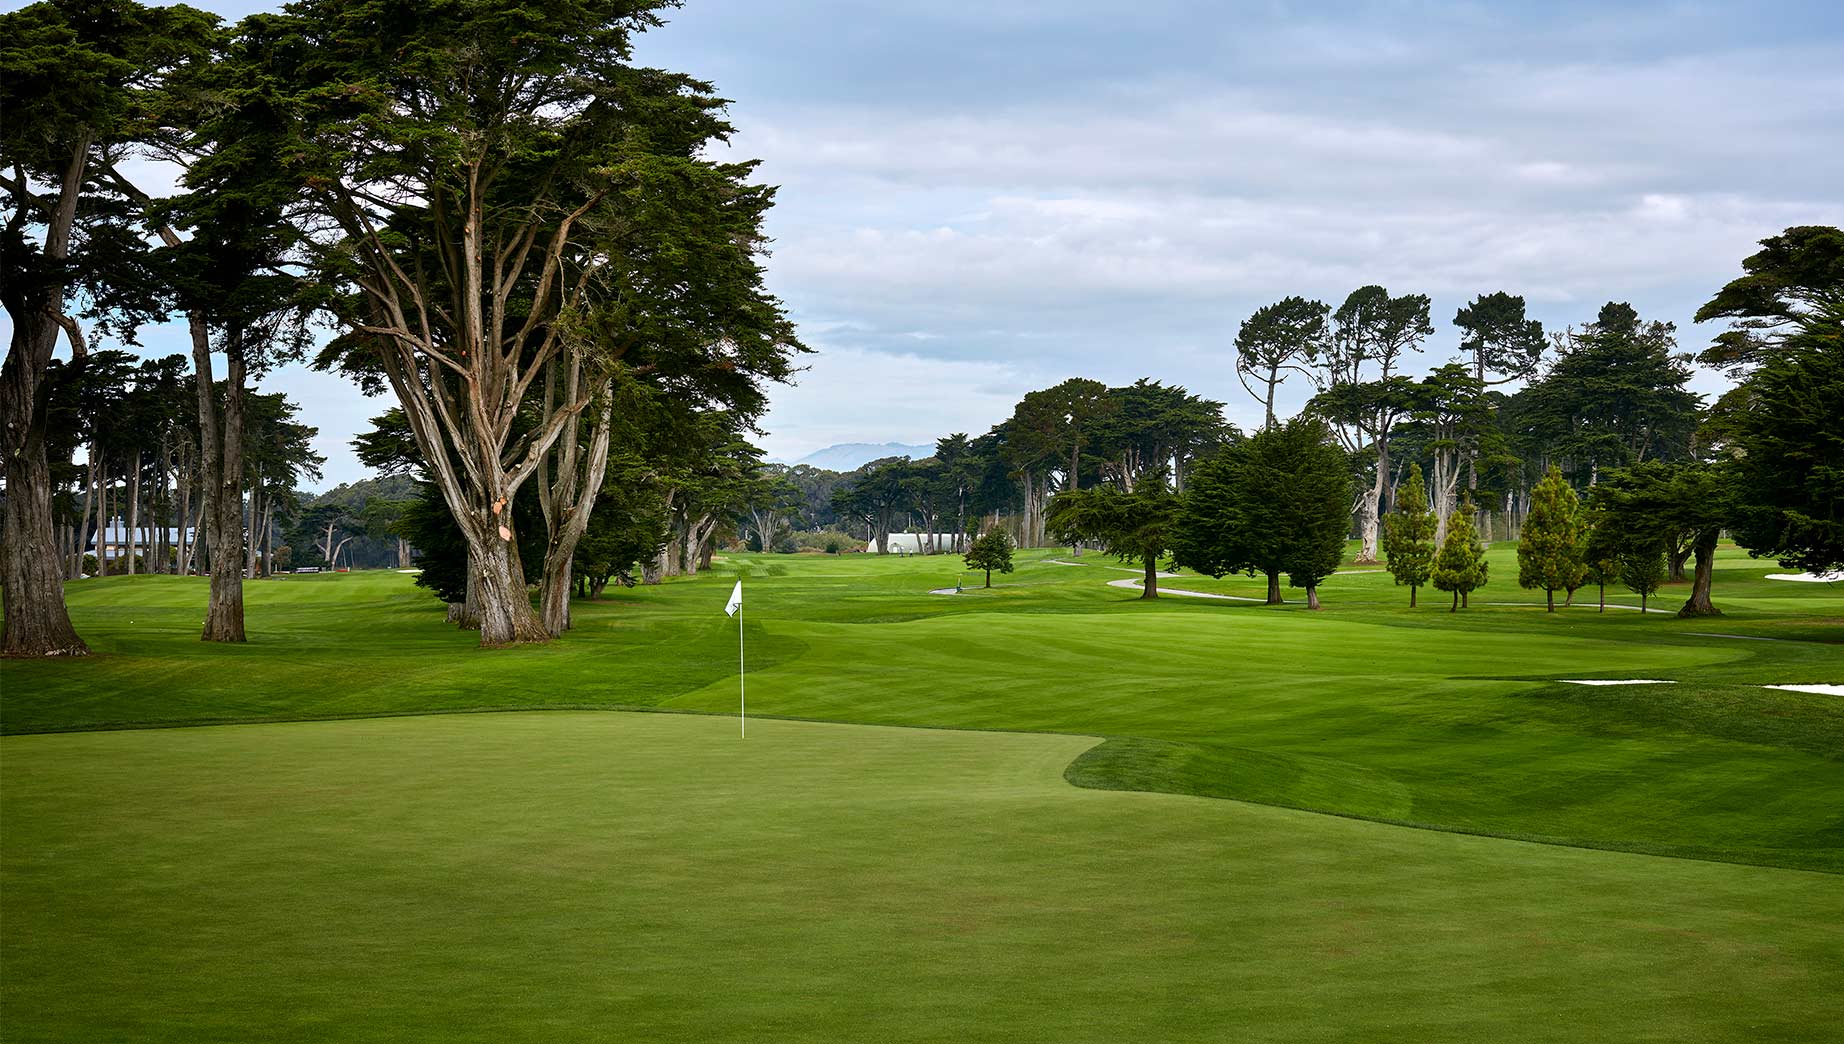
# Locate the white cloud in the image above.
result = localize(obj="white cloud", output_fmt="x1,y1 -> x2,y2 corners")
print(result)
753,345 -> 1036,462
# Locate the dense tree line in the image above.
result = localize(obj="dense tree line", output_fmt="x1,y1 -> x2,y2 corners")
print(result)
803,229 -> 1841,620
3,0 -> 803,651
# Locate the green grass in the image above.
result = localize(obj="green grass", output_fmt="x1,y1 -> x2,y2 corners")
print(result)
2,544 -> 1842,1039
4,712 -> 1841,1043
5,545 -> 1842,870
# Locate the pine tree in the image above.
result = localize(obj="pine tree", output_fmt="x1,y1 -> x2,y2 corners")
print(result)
1383,463 -> 1437,607
1518,466 -> 1587,611
1432,497 -> 1489,610
1619,545 -> 1668,614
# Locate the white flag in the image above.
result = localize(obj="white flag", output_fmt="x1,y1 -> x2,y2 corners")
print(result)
724,580 -> 742,617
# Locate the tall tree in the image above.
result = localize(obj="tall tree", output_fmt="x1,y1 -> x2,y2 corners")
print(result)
1430,497 -> 1488,610
1725,304 -> 1844,576
831,456 -> 913,555
1308,285 -> 1433,563
1590,460 -> 1732,617
1406,363 -> 1490,541
1383,463 -> 1436,607
1046,472 -> 1180,598
253,0 -> 799,644
0,0 -> 206,655
1693,225 -> 1844,377
1518,303 -> 1699,484
1235,296 -> 1328,429
1517,466 -> 1586,611
1453,292 -> 1545,387
1091,379 -> 1227,492
1171,418 -> 1351,608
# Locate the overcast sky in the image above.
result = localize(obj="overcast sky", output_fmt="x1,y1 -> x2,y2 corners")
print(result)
12,0 -> 1844,485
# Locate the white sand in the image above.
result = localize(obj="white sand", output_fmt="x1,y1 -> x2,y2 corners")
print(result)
1559,679 -> 1677,686
1765,572 -> 1840,582
1766,684 -> 1844,696
1106,578 -> 1266,601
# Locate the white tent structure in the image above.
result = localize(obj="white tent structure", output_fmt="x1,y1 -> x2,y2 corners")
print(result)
864,533 -> 961,555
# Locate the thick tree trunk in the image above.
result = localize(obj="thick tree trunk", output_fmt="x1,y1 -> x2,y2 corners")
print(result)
1546,588 -> 1555,612
538,556 -> 572,636
1306,583 -> 1321,610
984,568 -> 991,588
464,523 -> 545,645
1677,530 -> 1721,617
1265,570 -> 1282,605
1450,590 -> 1458,612
1,415 -> 90,656
1355,441 -> 1387,563
1668,543 -> 1691,584
1409,584 -> 1417,608
197,328 -> 247,643
455,560 -> 482,630
1,134 -> 91,655
1141,555 -> 1158,598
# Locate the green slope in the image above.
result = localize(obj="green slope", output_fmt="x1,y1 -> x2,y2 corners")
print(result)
3,546 -> 1841,869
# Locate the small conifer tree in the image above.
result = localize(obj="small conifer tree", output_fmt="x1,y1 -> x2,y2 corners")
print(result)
1384,464 -> 1438,607
1518,466 -> 1587,611
963,529 -> 1016,588
1432,497 -> 1489,610
1619,545 -> 1668,614
1581,508 -> 1621,613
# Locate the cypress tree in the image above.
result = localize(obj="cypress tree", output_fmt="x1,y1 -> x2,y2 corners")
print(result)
1518,466 -> 1587,611
1432,497 -> 1489,610
1384,464 -> 1437,607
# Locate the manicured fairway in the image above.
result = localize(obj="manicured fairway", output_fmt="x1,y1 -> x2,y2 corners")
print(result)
4,711 -> 1841,1043
6,546 -> 1839,870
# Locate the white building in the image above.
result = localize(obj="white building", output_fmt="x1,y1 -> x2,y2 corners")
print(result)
89,518 -> 195,562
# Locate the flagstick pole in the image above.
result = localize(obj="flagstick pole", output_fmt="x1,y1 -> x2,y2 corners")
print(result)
730,601 -> 737,741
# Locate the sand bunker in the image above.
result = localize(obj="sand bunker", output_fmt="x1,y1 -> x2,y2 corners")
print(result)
1559,679 -> 1676,686
1766,684 -> 1844,696
1765,572 -> 1840,582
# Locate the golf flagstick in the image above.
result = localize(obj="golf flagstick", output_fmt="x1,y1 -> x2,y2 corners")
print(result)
725,580 -> 744,737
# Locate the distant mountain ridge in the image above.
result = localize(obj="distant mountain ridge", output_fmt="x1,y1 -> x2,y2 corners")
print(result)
790,442 -> 934,472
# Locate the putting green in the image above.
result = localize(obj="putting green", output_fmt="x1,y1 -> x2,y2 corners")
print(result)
3,711 -> 1840,1043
